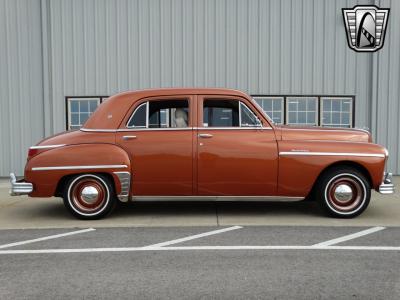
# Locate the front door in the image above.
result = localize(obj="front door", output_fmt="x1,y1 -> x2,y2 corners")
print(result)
197,95 -> 278,196
117,95 -> 194,196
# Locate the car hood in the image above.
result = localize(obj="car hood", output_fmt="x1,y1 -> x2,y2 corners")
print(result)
277,125 -> 372,143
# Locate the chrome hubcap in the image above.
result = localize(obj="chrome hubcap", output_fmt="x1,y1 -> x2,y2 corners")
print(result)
334,184 -> 353,202
81,186 -> 99,204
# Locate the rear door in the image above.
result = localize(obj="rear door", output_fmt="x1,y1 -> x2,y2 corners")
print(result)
196,95 -> 278,196
117,95 -> 195,196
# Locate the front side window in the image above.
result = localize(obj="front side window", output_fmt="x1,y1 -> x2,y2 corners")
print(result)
240,102 -> 261,127
203,99 -> 260,127
127,99 -> 189,128
67,98 -> 101,130
203,100 -> 239,127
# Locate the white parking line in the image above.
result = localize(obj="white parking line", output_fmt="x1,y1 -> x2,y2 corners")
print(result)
312,226 -> 386,247
142,226 -> 243,248
0,228 -> 96,249
0,245 -> 399,254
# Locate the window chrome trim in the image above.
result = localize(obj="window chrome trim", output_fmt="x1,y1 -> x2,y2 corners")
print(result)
30,144 -> 66,149
239,101 -> 263,128
32,165 -> 128,171
279,152 -> 385,158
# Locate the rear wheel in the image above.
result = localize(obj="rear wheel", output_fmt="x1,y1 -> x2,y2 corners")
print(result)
315,167 -> 371,218
62,174 -> 116,220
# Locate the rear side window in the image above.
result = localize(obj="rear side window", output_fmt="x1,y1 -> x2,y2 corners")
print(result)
127,103 -> 147,128
127,99 -> 189,128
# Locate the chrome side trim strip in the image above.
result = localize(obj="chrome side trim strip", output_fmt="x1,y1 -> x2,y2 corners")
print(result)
80,128 -> 117,132
9,173 -> 33,196
131,196 -> 304,202
81,127 -> 273,133
194,127 -> 272,130
113,171 -> 131,202
279,152 -> 385,158
118,128 -> 193,132
32,165 -> 128,171
30,144 -> 66,149
283,127 -> 370,134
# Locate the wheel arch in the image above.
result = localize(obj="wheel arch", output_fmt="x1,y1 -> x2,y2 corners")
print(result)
55,172 -> 116,198
308,160 -> 373,198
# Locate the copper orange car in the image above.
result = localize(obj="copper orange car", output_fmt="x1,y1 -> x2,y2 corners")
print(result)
10,88 -> 394,219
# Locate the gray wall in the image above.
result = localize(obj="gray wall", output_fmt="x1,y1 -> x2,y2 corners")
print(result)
0,0 -> 44,176
1,0 -> 399,176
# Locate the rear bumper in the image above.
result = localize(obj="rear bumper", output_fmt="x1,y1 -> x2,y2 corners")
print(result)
9,173 -> 33,196
378,172 -> 395,195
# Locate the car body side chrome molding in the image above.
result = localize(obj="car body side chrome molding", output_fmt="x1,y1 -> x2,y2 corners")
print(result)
279,152 -> 385,158
30,144 -> 66,149
131,196 -> 304,202
81,127 -> 273,132
31,165 -> 128,171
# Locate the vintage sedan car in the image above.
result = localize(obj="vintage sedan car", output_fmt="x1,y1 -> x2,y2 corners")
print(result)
10,88 -> 394,219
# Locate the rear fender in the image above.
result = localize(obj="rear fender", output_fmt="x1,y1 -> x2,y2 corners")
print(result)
25,144 -> 131,198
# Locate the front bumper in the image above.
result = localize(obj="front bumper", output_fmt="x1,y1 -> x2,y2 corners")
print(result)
378,172 -> 395,194
9,173 -> 33,196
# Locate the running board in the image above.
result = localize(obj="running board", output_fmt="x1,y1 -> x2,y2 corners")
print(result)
130,196 -> 305,202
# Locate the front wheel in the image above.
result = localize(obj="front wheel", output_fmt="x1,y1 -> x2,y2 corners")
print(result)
62,174 -> 116,220
315,167 -> 371,218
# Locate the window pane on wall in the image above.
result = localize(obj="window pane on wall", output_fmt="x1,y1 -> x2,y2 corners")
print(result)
286,97 -> 317,126
321,97 -> 353,128
253,97 -> 284,124
67,98 -> 101,130
89,100 -> 98,112
80,101 -> 89,112
71,101 -> 79,113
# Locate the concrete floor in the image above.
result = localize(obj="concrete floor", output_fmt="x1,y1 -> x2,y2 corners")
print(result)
0,177 -> 398,229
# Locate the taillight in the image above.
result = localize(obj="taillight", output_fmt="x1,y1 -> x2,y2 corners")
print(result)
27,148 -> 45,160
27,144 -> 65,160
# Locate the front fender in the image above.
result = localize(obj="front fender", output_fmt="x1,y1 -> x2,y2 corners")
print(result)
25,143 -> 131,197
277,140 -> 386,196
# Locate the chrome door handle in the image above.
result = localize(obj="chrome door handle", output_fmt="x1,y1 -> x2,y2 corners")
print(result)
122,135 -> 137,140
198,133 -> 213,138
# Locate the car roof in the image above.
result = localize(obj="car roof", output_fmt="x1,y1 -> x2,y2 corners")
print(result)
113,87 -> 250,98
84,88 -> 252,130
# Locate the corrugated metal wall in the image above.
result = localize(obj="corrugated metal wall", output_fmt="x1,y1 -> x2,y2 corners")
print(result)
0,0 -> 44,175
1,0 -> 399,175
